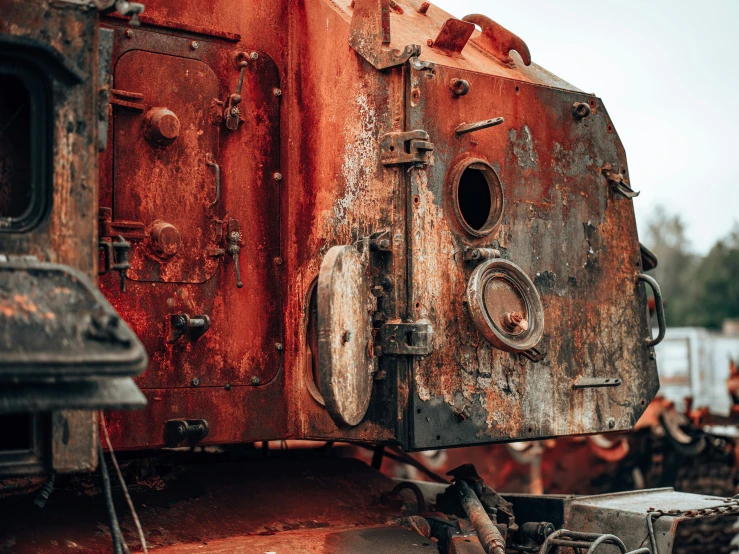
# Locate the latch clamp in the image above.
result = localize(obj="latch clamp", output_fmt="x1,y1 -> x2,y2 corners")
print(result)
380,130 -> 434,166
379,321 -> 434,355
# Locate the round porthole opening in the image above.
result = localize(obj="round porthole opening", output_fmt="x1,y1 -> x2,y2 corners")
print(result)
450,160 -> 503,237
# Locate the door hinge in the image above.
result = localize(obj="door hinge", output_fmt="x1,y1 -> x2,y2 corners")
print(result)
380,130 -> 434,167
378,321 -> 434,356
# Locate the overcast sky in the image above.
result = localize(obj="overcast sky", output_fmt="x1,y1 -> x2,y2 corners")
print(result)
432,0 -> 739,253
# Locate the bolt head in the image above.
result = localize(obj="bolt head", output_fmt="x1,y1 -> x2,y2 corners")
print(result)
607,417 -> 616,429
250,52 -> 259,60
273,257 -> 283,266
125,29 -> 134,38
273,88 -> 282,97
275,342 -> 284,351
224,383 -> 231,391
273,172 -> 283,181
251,376 -> 261,385
191,378 -> 200,387
190,41 -> 199,50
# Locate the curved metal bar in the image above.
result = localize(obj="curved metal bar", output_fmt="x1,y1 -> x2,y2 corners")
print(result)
638,274 -> 666,347
389,481 -> 427,514
587,534 -> 627,553
462,14 -> 531,66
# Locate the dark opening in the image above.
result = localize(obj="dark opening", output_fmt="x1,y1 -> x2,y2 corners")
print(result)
0,75 -> 32,219
458,168 -> 492,231
306,281 -> 323,402
0,414 -> 33,452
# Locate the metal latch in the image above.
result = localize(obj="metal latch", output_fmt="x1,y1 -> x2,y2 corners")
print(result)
378,321 -> 434,356
380,130 -> 434,166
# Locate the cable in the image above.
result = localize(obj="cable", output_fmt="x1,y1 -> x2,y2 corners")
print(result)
97,439 -> 127,554
101,415 -> 148,554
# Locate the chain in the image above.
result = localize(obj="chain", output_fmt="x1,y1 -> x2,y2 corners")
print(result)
647,498 -> 739,554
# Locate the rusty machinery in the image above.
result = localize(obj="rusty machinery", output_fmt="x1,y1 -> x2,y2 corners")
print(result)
0,0 -> 736,553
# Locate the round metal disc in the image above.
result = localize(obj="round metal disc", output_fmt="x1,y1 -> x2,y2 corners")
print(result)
466,258 -> 544,353
317,245 -> 375,427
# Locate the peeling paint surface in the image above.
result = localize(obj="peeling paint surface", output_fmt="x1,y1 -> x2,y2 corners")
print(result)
407,65 -> 658,449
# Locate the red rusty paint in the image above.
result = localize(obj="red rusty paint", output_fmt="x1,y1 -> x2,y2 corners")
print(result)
67,0 -> 662,452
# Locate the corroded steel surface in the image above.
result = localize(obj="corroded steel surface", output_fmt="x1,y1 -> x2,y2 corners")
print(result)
407,63 -> 656,448
91,0 -> 658,450
0,0 -> 106,472
99,12 -> 286,448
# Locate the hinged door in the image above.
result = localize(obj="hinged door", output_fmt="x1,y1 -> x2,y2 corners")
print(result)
113,51 -> 221,284
404,64 -> 659,449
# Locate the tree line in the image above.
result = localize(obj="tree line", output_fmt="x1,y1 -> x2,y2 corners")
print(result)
644,206 -> 739,330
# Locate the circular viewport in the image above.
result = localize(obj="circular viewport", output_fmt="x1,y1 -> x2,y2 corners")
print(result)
450,160 -> 503,237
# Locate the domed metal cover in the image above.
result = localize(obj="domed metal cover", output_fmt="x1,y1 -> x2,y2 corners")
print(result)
317,245 -> 376,427
466,258 -> 544,354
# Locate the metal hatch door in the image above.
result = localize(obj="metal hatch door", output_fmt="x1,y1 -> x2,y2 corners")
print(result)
113,50 -> 220,284
404,64 -> 659,450
316,245 -> 378,427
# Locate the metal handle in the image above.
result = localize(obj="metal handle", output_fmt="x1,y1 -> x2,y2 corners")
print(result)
206,154 -> 220,209
638,274 -> 665,348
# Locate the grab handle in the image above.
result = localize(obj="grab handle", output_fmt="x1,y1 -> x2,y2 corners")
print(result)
638,274 -> 665,348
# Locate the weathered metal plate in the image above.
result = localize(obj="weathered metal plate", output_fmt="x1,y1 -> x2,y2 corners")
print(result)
406,64 -> 658,449
317,245 -> 376,427
100,23 -> 283,409
0,259 -> 147,379
114,50 -> 221,284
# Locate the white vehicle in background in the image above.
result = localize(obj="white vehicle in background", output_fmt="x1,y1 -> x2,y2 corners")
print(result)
655,325 -> 739,422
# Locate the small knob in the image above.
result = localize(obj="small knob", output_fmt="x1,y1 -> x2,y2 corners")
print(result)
145,107 -> 180,146
503,311 -> 529,333
149,220 -> 181,258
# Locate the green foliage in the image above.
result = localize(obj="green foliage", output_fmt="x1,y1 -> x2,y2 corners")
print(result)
644,207 -> 739,329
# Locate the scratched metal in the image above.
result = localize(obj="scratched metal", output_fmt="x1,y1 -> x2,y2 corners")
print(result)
407,63 -> 658,449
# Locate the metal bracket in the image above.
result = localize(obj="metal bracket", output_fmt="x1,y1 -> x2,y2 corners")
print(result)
168,314 -> 211,343
379,322 -> 434,356
463,247 -> 500,263
573,377 -> 622,389
349,0 -> 420,70
380,130 -> 434,166
164,419 -> 209,448
602,163 -> 640,199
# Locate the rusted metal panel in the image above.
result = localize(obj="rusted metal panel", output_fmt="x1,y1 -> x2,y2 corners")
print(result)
405,62 -> 658,448
96,0 -> 660,451
285,0 -> 410,444
0,0 -> 114,473
99,17 -> 286,448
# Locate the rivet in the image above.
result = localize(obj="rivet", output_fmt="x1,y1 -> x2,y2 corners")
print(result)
224,383 -> 231,391
607,417 -> 616,429
273,88 -> 282,97
274,257 -> 283,266
191,378 -> 200,387
426,39 -> 434,47
125,29 -> 134,38
190,41 -> 199,50
250,52 -> 259,61
273,172 -> 283,181
251,376 -> 261,385
275,342 -> 284,351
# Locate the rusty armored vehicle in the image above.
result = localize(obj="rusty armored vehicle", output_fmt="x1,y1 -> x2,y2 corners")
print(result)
1,1 -> 736,553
